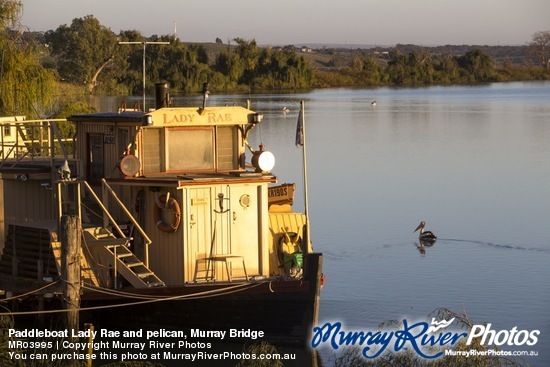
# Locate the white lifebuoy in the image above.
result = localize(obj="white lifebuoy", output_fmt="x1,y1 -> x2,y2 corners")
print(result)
154,193 -> 181,233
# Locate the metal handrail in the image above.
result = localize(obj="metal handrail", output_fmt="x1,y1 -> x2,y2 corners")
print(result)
0,119 -> 72,167
100,178 -> 152,245
101,178 -> 153,267
56,179 -> 152,269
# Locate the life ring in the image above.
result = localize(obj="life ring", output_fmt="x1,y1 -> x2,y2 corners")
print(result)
154,193 -> 181,233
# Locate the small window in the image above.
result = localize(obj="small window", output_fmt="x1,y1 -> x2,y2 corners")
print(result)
142,128 -> 162,173
217,126 -> 237,171
3,124 -> 11,137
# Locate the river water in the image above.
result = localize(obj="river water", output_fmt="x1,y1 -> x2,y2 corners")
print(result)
92,81 -> 550,366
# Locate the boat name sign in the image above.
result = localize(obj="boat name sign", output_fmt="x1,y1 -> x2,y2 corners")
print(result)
162,113 -> 233,125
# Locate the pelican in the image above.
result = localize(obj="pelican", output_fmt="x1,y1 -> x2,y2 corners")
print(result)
413,221 -> 437,241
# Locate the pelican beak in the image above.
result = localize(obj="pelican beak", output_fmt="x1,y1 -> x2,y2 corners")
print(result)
413,222 -> 423,233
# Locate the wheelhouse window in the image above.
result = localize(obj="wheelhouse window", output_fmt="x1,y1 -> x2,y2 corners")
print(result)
166,128 -> 214,172
140,126 -> 238,174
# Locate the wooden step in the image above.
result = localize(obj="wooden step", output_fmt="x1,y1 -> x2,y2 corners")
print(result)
137,272 -> 154,278
93,241 -> 165,289
116,252 -> 134,259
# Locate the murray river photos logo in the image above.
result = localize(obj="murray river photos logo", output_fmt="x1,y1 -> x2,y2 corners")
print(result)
311,318 -> 540,359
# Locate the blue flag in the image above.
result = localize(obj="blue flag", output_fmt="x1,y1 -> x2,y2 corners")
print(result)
295,107 -> 304,147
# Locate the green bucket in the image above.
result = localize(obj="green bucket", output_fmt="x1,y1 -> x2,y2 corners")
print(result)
283,251 -> 303,272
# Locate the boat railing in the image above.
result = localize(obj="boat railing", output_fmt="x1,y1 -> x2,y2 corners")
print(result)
56,178 -> 152,269
0,118 -> 73,167
100,178 -> 153,267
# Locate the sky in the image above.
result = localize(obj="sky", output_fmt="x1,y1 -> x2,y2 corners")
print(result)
20,0 -> 550,46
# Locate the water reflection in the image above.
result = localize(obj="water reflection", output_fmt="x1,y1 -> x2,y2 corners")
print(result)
414,239 -> 437,257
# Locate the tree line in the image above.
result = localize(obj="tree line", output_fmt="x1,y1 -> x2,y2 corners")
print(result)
1,2 -> 549,119
39,15 -> 550,94
317,48 -> 516,87
42,15 -> 314,95
41,15 -> 550,94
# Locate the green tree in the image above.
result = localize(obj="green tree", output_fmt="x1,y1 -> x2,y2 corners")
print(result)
233,38 -> 258,84
117,33 -> 214,94
214,51 -> 245,84
435,55 -> 460,83
360,57 -> 382,84
385,50 -> 435,85
45,15 -> 118,92
180,44 -> 211,91
116,30 -> 146,94
386,50 -> 408,84
215,42 -> 312,90
0,0 -> 56,118
457,49 -> 497,82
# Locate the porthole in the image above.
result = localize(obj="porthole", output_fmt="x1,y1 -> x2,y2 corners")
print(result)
239,194 -> 251,208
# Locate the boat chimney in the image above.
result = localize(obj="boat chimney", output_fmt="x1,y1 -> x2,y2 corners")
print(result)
155,82 -> 170,109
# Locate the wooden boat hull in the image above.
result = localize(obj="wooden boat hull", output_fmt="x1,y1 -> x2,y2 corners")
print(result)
79,279 -> 316,345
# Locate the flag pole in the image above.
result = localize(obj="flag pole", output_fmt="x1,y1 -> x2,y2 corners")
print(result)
299,100 -> 312,249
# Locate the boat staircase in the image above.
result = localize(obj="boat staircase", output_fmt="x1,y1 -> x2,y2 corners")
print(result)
82,227 -> 164,288
57,179 -> 165,289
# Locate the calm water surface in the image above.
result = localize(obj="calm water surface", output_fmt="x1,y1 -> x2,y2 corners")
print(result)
94,82 -> 550,365
246,82 -> 550,366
